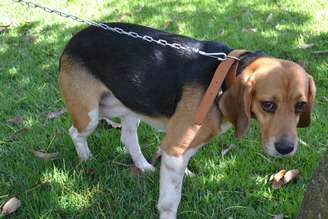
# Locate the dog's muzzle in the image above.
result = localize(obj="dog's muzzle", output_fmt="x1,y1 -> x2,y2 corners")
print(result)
274,139 -> 294,155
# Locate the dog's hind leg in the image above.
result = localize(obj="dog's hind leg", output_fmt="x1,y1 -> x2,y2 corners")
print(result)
59,55 -> 107,161
68,108 -> 99,161
121,116 -> 155,172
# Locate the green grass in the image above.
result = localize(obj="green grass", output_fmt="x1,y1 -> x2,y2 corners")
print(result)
1,0 -> 327,218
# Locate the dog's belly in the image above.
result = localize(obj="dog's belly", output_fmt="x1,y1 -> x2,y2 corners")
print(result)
99,94 -> 168,131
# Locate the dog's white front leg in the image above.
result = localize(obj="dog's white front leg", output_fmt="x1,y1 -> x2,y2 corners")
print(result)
157,148 -> 197,219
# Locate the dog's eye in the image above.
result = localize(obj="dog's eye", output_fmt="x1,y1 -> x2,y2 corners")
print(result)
261,101 -> 277,113
295,101 -> 306,113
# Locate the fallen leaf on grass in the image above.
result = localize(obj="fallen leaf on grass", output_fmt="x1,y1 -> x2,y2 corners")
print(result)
47,108 -> 66,119
270,169 -> 299,189
221,144 -> 236,156
265,13 -> 273,24
299,43 -> 314,49
270,169 -> 286,189
1,197 -> 21,216
283,169 -> 299,183
7,116 -> 24,125
32,150 -> 58,160
242,27 -> 257,33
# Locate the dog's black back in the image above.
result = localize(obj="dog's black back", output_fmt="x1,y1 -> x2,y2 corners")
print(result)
62,23 -> 234,117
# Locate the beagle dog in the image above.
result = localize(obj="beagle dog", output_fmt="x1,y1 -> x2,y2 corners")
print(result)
58,23 -> 315,219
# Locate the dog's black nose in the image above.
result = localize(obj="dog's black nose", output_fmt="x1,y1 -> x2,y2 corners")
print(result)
274,140 -> 294,155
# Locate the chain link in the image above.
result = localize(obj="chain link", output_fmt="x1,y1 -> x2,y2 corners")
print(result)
12,0 -> 231,61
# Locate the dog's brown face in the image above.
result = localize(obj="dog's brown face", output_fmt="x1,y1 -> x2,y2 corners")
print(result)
220,57 -> 316,157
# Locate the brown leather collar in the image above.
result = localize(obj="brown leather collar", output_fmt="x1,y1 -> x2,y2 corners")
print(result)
193,50 -> 250,125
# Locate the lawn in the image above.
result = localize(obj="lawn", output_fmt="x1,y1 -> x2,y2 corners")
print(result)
0,0 -> 327,218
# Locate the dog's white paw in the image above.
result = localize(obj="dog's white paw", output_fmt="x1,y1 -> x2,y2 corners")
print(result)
78,152 -> 92,161
136,161 -> 156,172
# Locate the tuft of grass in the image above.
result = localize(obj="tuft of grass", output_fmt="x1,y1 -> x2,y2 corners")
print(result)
1,0 -> 327,218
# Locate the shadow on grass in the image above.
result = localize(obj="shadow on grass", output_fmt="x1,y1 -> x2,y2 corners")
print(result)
0,1 -> 327,218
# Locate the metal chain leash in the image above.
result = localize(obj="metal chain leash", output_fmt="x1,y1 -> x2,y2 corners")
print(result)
12,0 -> 235,61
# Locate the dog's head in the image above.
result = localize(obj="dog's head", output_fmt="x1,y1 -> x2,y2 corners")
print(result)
219,57 -> 316,157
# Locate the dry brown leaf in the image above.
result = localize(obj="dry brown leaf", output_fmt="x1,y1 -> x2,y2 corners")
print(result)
7,116 -> 24,125
32,150 -> 58,160
270,169 -> 286,189
1,197 -> 21,216
283,169 -> 299,183
270,169 -> 299,189
299,43 -> 314,49
272,180 -> 284,189
274,169 -> 286,181
242,27 -> 257,33
47,108 -> 66,119
266,13 -> 273,24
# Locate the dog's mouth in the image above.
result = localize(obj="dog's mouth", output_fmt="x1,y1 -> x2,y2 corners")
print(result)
263,136 -> 298,157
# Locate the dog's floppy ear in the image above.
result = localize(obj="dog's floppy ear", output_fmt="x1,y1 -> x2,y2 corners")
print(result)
219,78 -> 253,138
297,75 -> 316,127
